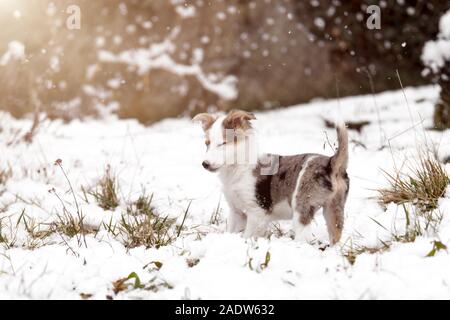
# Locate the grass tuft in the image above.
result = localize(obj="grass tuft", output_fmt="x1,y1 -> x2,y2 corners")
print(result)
342,240 -> 391,265
0,219 -> 8,246
17,210 -> 53,249
391,205 -> 443,243
90,165 -> 120,210
51,159 -> 93,249
0,166 -> 12,193
378,155 -> 449,211
343,203 -> 444,265
127,193 -> 153,216
119,212 -> 176,249
51,212 -> 95,238
116,192 -> 190,249
0,216 -> 17,249
119,194 -> 178,249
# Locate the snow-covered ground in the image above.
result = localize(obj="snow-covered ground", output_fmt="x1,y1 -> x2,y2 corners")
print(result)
1,85 -> 450,299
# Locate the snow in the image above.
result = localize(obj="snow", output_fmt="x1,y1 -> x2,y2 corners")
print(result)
175,5 -> 196,19
440,10 -> 450,39
0,41 -> 25,66
1,86 -> 450,299
98,28 -> 237,101
216,12 -> 227,21
422,40 -> 450,74
422,10 -> 450,74
314,17 -> 326,30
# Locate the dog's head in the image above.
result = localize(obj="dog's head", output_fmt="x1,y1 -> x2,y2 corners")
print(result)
192,110 -> 256,172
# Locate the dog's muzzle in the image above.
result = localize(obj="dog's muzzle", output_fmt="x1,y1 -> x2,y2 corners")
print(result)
202,161 -> 218,172
202,161 -> 211,170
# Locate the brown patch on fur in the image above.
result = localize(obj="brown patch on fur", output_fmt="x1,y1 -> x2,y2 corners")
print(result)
323,194 -> 345,245
192,113 -> 218,131
253,154 -> 309,212
292,154 -> 348,245
330,124 -> 348,174
223,110 -> 256,132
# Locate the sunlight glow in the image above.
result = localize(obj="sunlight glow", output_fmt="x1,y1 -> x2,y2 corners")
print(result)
0,0 -> 21,13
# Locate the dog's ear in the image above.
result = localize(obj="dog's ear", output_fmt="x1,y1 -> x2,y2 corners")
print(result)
192,113 -> 217,131
223,110 -> 256,131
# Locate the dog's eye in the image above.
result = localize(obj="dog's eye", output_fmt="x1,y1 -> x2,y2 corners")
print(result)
218,142 -> 227,147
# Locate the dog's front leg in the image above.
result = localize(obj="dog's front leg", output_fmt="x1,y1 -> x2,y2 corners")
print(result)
243,209 -> 269,238
227,210 -> 247,233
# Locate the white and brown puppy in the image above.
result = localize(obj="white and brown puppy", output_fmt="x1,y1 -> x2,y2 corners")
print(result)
193,110 -> 349,245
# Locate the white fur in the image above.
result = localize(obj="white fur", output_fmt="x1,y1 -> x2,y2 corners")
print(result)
204,116 -> 227,170
204,123 -> 268,237
203,118 -> 316,239
271,199 -> 292,220
203,116 -> 259,171
197,113 -> 347,244
219,165 -> 269,237
291,156 -> 317,239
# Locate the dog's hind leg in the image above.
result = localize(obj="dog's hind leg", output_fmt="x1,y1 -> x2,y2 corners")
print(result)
292,205 -> 318,242
323,195 -> 345,245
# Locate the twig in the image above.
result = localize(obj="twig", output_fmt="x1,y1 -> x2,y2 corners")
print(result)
177,201 -> 191,238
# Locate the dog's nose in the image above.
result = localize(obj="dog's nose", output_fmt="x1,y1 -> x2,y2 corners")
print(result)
202,161 -> 210,170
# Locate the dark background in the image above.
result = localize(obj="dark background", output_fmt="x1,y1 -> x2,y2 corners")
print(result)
0,0 -> 448,123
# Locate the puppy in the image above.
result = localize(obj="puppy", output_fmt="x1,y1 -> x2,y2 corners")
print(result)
193,110 -> 349,245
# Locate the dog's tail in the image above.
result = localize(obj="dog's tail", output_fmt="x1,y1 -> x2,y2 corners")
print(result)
330,123 -> 348,174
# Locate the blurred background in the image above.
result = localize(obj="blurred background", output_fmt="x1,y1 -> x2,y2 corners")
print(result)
0,0 -> 449,124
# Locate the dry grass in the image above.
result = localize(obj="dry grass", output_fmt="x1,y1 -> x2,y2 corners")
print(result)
51,212 -> 96,238
51,159 -> 94,249
393,205 -> 443,243
373,201 -> 443,244
342,203 -> 444,265
342,241 -> 391,265
0,166 -> 12,188
117,194 -> 190,249
126,193 -> 153,216
119,191 -> 176,248
342,204 -> 446,265
0,215 -> 18,249
0,218 -> 8,247
89,165 -> 120,211
209,198 -> 223,226
49,187 -> 96,252
16,210 -> 53,249
119,210 -> 176,249
378,155 -> 450,211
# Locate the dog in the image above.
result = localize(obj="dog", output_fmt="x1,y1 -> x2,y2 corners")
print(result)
193,109 -> 349,245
